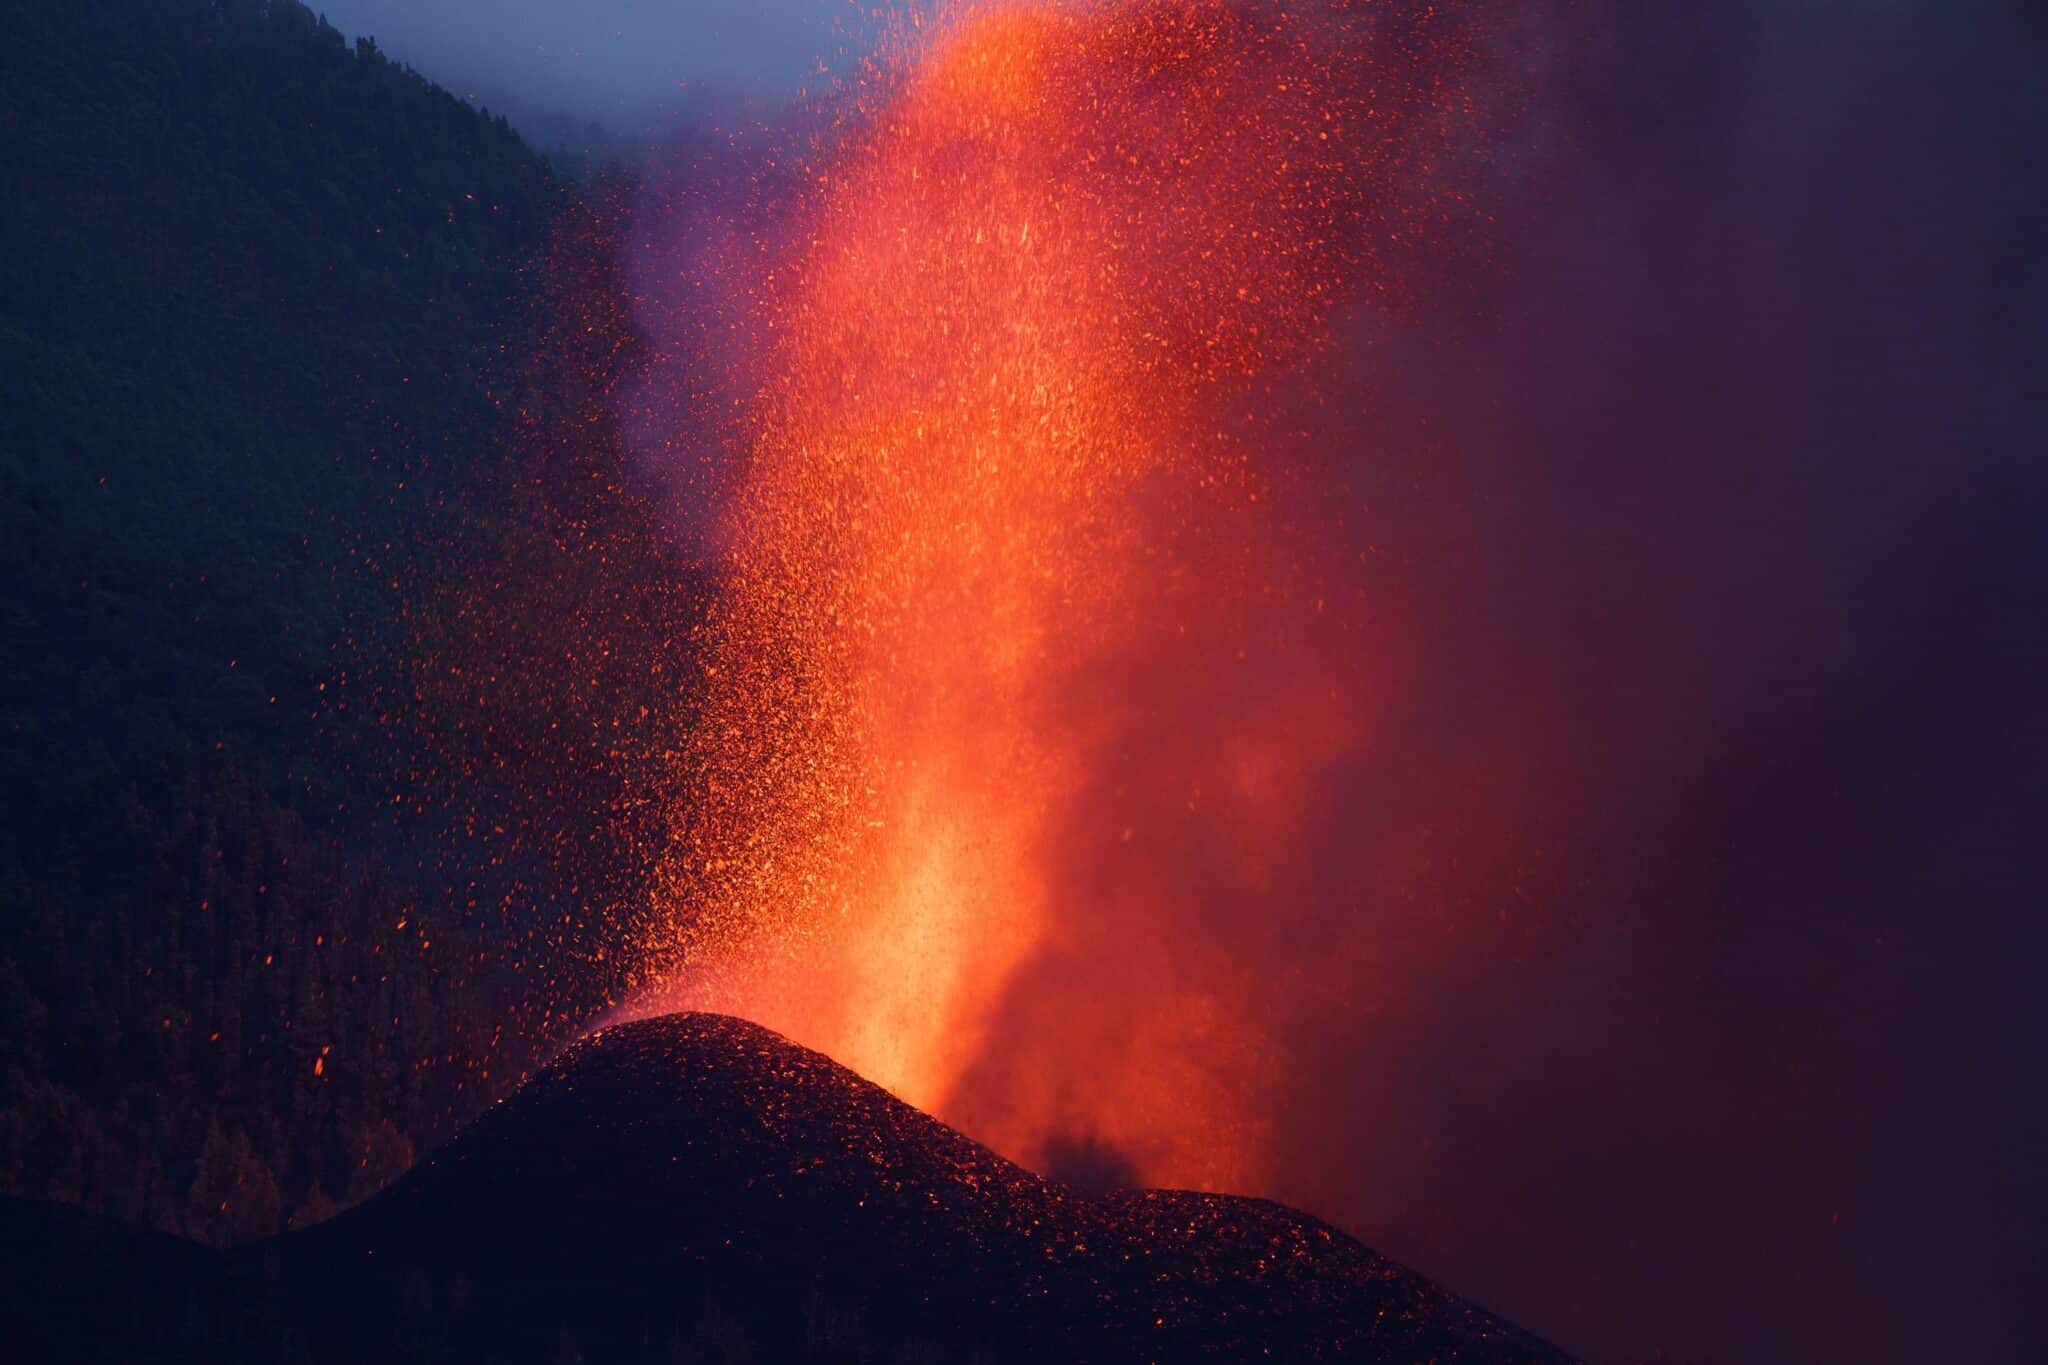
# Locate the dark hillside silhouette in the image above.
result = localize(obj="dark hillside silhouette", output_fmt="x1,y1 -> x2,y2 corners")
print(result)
0,0 -> 684,1245
4,1013 -> 1578,1363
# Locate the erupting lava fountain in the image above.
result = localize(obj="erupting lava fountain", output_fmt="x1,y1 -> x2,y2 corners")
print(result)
620,0 -> 1498,1194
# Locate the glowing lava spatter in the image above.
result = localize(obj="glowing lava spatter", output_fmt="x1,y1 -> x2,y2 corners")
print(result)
628,0 -> 1487,1191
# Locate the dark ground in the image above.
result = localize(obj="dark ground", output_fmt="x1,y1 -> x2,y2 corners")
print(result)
3,1011 -> 1573,1363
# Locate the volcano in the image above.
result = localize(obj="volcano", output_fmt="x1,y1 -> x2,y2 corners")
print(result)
7,1013 -> 1573,1362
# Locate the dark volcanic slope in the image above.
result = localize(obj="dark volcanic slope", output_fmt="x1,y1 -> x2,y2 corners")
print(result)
274,1012 -> 1572,1363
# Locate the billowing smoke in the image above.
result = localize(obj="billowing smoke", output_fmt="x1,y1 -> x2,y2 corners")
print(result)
606,3 -> 2046,1363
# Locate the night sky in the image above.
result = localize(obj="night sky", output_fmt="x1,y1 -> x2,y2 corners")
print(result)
310,0 -> 870,125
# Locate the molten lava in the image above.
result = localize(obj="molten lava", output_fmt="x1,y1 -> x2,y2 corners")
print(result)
627,0 -> 1489,1192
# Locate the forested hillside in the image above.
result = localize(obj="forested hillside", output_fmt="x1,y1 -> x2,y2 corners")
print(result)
0,0 -> 685,1242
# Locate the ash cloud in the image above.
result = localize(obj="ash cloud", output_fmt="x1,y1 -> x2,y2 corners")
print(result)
1040,1131 -> 1142,1195
614,3 -> 2045,1363
1365,6 -> 2047,1361
947,3 -> 2047,1363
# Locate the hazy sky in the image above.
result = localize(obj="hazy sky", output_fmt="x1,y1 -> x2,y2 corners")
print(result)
313,0 -> 872,129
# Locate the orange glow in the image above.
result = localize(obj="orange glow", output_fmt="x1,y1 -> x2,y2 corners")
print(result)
625,0 -> 1486,1192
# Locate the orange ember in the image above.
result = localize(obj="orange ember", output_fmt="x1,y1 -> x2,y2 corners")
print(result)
626,0 -> 1486,1192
